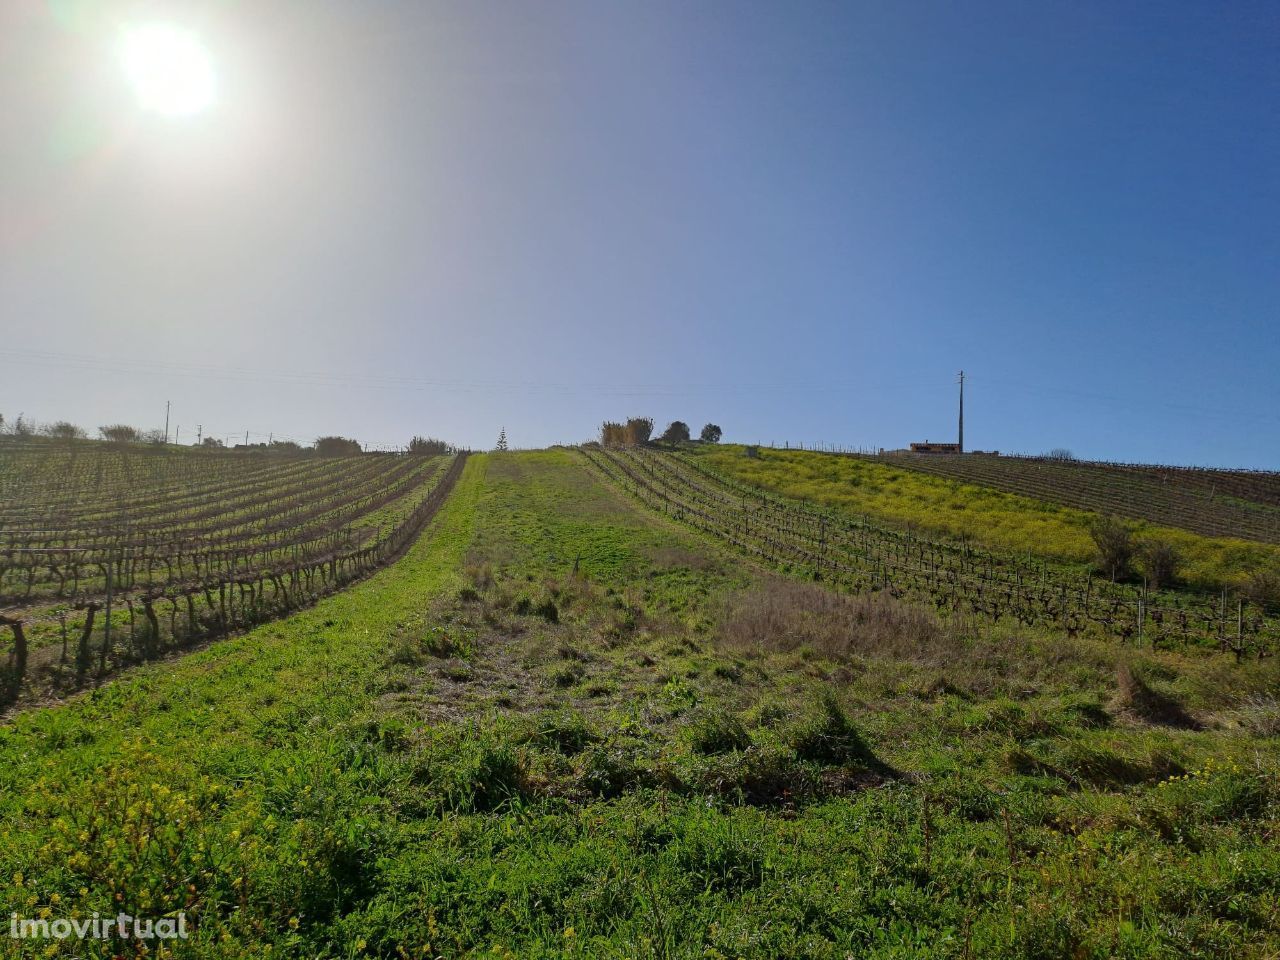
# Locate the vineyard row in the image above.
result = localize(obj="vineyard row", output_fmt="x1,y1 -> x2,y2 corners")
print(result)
0,454 -> 467,708
583,448 -> 1278,657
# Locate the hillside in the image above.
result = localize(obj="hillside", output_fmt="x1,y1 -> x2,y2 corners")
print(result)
882,452 -> 1280,545
0,448 -> 1278,957
689,445 -> 1280,593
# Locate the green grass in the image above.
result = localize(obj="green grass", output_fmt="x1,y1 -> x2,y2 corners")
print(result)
1,450 -> 1278,958
691,445 -> 1280,590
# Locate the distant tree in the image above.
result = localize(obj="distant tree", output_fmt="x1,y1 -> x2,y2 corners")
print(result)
660,421 -> 691,443
11,414 -> 33,437
624,417 -> 654,446
1137,538 -> 1180,590
495,428 -> 508,452
269,440 -> 303,453
1090,515 -> 1135,581
141,429 -> 167,445
409,436 -> 450,455
699,423 -> 722,443
99,424 -> 141,444
600,421 -> 626,448
315,436 -> 362,456
1045,448 -> 1076,461
42,421 -> 86,441
200,436 -> 225,448
599,417 -> 654,447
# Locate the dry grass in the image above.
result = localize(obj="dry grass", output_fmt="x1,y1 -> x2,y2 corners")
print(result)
1227,695 -> 1280,737
716,579 -> 965,663
648,545 -> 718,572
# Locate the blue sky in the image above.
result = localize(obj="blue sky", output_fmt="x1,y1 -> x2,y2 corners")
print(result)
1,1 -> 1276,463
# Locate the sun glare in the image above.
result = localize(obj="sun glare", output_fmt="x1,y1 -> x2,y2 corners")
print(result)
119,24 -> 216,117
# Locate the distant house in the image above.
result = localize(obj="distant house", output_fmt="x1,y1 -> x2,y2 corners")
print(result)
909,441 -> 962,454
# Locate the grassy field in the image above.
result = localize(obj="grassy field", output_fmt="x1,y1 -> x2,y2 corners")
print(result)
690,445 -> 1280,591
2,449 -> 1278,957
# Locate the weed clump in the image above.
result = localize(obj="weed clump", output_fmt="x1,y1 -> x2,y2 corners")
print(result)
1114,663 -> 1199,729
746,697 -> 791,729
577,743 -> 643,798
684,707 -> 752,755
386,635 -> 424,667
680,742 -> 814,805
360,717 -> 410,752
522,710 -> 597,755
420,735 -> 529,813
386,623 -> 467,665
515,595 -> 559,623
549,662 -> 586,688
712,662 -> 743,683
783,692 -> 879,767
930,776 -> 998,822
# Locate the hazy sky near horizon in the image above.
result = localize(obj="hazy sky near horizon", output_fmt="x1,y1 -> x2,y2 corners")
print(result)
2,1 -> 1276,463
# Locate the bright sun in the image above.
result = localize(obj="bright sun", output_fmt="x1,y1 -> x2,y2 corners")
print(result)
119,24 -> 216,117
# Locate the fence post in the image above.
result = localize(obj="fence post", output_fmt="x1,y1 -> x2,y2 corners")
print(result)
1238,599 -> 1244,655
100,559 -> 114,676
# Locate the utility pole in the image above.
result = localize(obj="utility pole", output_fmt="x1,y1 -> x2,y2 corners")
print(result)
164,400 -> 170,444
957,370 -> 965,453
175,426 -> 180,444
196,424 -> 202,445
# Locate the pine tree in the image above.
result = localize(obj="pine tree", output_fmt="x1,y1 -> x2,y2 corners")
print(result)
495,427 -> 508,452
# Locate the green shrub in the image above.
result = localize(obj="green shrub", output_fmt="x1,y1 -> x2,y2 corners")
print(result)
1090,515 -> 1135,580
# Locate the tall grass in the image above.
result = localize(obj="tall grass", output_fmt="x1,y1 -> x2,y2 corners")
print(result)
717,577 -> 959,662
